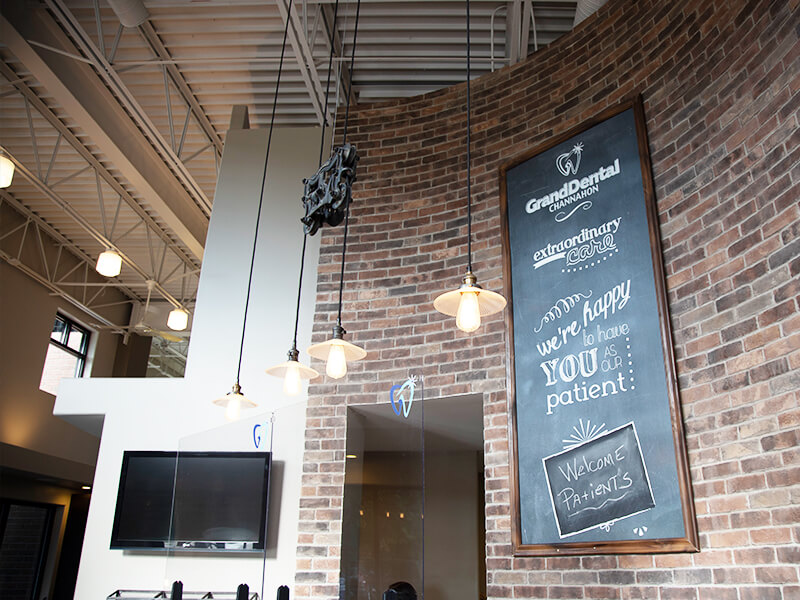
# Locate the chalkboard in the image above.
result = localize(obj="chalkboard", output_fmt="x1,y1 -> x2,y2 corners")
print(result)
543,422 -> 654,537
499,98 -> 698,555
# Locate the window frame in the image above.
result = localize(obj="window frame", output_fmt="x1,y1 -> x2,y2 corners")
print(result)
47,313 -> 90,378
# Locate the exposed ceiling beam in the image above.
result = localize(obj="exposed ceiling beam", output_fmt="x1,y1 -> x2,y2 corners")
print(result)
0,60 -> 199,275
0,192 -> 132,331
137,20 -> 224,158
520,0 -> 533,53
320,3 -> 352,117
2,152 -> 186,311
275,0 -> 331,126
0,5 -> 208,260
44,0 -> 212,215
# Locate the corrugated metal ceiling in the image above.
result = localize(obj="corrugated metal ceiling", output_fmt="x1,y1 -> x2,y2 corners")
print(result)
0,0 -> 578,372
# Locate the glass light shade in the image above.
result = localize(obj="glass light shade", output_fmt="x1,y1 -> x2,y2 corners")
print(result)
96,250 -> 122,277
284,362 -> 302,395
434,274 -> 507,333
0,156 -> 14,188
326,344 -> 348,378
265,359 -> 319,396
213,384 -> 257,421
225,394 -> 242,421
455,289 -> 481,332
166,308 -> 189,331
307,337 -> 366,380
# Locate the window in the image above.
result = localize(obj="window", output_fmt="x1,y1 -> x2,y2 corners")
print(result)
39,314 -> 90,395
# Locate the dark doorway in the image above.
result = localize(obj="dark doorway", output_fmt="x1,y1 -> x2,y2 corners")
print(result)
52,492 -> 91,600
0,500 -> 56,600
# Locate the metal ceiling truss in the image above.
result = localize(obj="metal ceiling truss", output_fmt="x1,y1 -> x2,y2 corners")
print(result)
1,151 -> 191,312
0,0 -> 583,344
0,62 -> 199,270
1,7 -> 209,259
315,2 -> 352,113
0,190 -> 133,332
147,338 -> 189,378
137,20 -> 224,159
1,190 -> 190,373
43,0 -> 214,216
276,0 -> 334,126
0,61 -> 200,307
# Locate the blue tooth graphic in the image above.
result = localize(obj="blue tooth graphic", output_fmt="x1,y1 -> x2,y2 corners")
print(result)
390,377 -> 417,418
556,143 -> 583,176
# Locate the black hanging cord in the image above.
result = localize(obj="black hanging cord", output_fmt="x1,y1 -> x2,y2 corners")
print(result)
317,0 -> 341,167
336,208 -> 350,326
342,0 -> 361,144
236,0 -> 294,383
336,0 -> 360,325
290,234 -> 308,353
466,0 -> 473,275
291,0 -> 341,354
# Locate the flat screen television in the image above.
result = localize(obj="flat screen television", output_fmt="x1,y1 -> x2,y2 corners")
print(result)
110,451 -> 271,551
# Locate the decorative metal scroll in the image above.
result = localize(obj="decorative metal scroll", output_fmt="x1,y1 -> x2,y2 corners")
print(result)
301,143 -> 359,235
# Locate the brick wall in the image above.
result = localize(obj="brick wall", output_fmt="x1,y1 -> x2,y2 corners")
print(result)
296,0 -> 800,598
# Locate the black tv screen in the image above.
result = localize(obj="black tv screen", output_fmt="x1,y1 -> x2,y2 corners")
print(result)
110,451 -> 271,551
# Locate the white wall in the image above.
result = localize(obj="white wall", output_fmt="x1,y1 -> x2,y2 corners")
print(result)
0,259 -> 126,479
55,125 -> 323,598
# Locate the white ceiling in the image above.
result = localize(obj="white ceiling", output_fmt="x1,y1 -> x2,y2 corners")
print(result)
0,0 -> 579,372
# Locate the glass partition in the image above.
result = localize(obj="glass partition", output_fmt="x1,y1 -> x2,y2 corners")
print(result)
341,381 -> 487,600
147,382 -> 486,600
341,375 -> 426,600
162,402 -> 305,600
162,409 -> 272,598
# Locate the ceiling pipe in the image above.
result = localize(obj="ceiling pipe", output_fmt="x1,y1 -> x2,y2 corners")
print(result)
105,0 -> 149,28
573,0 -> 608,27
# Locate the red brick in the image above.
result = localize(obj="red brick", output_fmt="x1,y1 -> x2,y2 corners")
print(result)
296,2 -> 800,598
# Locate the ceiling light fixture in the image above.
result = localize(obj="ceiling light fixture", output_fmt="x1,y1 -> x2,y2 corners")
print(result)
166,307 -> 189,331
0,154 -> 14,188
96,249 -> 122,277
434,0 -> 507,332
214,0 -> 294,419
306,0 -> 365,379
267,0 -> 347,395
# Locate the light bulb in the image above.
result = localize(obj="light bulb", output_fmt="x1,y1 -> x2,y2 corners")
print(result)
225,394 -> 242,421
283,361 -> 302,396
456,290 -> 481,332
326,343 -> 348,379
0,155 -> 14,188
96,250 -> 122,277
167,308 -> 189,331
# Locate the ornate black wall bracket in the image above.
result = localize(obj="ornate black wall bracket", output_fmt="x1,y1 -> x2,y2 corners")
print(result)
301,143 -> 359,236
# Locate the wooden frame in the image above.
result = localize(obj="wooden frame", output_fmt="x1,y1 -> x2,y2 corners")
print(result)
499,97 -> 698,555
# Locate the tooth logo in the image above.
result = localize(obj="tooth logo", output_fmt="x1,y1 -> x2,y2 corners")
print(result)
556,142 -> 583,177
390,376 -> 417,418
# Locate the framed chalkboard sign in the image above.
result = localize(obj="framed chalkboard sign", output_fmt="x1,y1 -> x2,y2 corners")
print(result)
499,97 -> 698,555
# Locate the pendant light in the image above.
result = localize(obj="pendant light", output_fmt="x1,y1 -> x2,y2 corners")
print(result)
0,153 -> 15,188
95,249 -> 122,277
214,0 -> 294,419
265,227 -> 320,394
434,0 -> 506,332
307,0 -> 366,379
267,0 -> 347,394
166,307 -> 189,331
